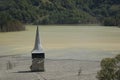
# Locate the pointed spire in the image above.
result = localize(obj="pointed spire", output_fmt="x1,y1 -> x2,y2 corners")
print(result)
32,26 -> 43,53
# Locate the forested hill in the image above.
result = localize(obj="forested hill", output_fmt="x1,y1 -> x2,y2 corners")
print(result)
0,0 -> 120,25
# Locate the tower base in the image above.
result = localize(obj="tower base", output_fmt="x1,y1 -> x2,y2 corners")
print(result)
30,58 -> 45,72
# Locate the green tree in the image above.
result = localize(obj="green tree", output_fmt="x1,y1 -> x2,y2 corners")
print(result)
0,12 -> 12,31
103,17 -> 117,26
0,0 -> 119,25
97,58 -> 117,80
116,66 -> 120,80
97,54 -> 120,80
115,54 -> 120,79
0,12 -> 25,32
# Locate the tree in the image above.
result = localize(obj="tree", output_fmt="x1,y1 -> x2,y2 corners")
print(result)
0,12 -> 25,32
115,54 -> 120,80
0,0 -> 119,25
103,17 -> 117,26
97,54 -> 120,80
116,66 -> 120,80
97,58 -> 117,80
115,54 -> 120,63
0,12 -> 12,31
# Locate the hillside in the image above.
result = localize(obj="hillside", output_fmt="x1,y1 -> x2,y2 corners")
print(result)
0,0 -> 120,25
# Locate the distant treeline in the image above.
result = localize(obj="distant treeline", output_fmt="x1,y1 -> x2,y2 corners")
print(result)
0,12 -> 25,32
0,0 -> 120,27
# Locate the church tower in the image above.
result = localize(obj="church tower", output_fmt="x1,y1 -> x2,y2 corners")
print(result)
30,26 -> 45,72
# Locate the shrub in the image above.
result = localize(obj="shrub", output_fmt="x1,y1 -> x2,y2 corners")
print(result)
97,58 -> 117,80
97,54 -> 120,80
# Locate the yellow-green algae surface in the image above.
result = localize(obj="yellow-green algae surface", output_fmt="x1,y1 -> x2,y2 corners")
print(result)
0,25 -> 120,60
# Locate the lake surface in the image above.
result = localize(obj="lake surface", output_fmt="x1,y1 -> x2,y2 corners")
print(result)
0,25 -> 120,61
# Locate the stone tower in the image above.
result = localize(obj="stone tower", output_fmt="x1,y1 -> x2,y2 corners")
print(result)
30,26 -> 45,72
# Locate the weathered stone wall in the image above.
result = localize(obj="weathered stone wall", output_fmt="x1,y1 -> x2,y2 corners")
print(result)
30,58 -> 44,72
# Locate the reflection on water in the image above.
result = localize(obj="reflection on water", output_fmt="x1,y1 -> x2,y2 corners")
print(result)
0,25 -> 120,60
